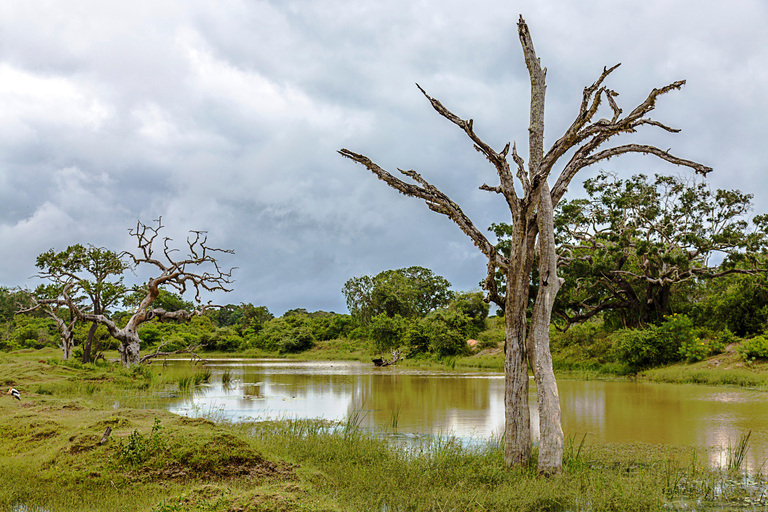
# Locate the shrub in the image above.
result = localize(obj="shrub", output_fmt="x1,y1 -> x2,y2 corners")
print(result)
368,313 -> 407,353
737,335 -> 768,361
679,329 -> 732,362
278,327 -> 315,353
117,418 -> 166,467
610,325 -> 679,371
447,292 -> 489,336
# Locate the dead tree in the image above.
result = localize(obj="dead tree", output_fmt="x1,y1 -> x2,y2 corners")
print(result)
61,218 -> 234,367
340,16 -> 711,473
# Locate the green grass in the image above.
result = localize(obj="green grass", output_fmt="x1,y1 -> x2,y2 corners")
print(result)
244,418 -> 765,511
3,351 -> 768,511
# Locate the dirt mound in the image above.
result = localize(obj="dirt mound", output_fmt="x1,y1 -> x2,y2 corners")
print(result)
158,457 -> 296,481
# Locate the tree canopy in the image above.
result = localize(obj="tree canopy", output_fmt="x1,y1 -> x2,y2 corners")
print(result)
553,172 -> 768,328
342,266 -> 453,323
29,244 -> 127,360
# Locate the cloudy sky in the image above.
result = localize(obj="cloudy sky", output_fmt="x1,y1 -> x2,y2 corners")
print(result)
0,0 -> 766,315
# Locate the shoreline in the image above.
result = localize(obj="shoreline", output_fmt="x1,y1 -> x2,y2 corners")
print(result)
2,349 -> 768,511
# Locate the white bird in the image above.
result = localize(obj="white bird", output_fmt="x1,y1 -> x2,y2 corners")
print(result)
7,388 -> 20,401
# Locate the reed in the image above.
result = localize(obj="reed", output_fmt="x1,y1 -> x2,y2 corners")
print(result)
221,368 -> 233,387
389,404 -> 401,431
726,430 -> 752,472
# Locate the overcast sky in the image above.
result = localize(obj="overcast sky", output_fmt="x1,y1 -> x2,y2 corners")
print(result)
0,1 -> 766,315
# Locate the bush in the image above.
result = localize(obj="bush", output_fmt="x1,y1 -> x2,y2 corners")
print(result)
610,325 -> 676,371
368,313 -> 407,353
424,319 -> 467,357
551,321 -> 604,348
447,292 -> 489,337
737,335 -> 768,361
12,315 -> 58,349
278,327 -> 315,353
249,315 -> 316,353
678,329 -> 732,362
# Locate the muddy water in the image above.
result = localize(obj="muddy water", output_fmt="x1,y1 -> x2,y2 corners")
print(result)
150,359 -> 768,469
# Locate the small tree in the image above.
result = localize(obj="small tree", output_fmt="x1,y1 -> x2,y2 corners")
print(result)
340,16 -> 710,472
59,219 -> 234,366
19,285 -> 78,359
37,245 -> 127,362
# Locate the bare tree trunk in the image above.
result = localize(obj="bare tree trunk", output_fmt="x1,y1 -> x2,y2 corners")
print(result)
82,322 -> 97,363
118,333 -> 141,367
61,332 -> 74,360
339,16 -> 710,474
528,183 -> 564,474
503,217 -> 536,465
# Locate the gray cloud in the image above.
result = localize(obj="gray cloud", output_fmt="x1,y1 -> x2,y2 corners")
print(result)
1,0 -> 766,314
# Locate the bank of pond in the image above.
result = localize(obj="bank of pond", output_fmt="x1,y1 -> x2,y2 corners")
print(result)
4,350 -> 768,511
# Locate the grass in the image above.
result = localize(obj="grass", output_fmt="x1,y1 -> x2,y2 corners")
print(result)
221,368 -> 233,387
3,350 -> 768,510
245,418 -> 768,511
641,351 -> 768,389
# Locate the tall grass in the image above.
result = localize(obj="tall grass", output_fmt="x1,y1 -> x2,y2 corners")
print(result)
389,404 -> 401,431
247,418 -> 755,511
726,430 -> 751,472
221,368 -> 233,387
177,375 -> 193,392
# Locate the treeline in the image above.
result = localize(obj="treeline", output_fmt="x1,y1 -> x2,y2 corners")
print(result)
0,266 -> 489,360
5,267 -> 768,369
5,172 -> 768,371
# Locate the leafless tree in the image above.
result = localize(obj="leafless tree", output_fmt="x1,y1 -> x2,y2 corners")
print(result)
339,16 -> 711,473
60,219 -> 234,367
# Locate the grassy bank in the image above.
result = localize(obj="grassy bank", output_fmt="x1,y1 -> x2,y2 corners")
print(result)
2,351 -> 768,511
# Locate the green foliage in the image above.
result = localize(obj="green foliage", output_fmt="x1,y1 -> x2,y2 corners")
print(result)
551,171 -> 768,328
247,314 -> 317,353
118,418 -> 166,467
679,330 -> 731,363
686,272 -> 768,336
11,315 -> 58,349
123,288 -> 194,314
736,335 -> 768,362
343,266 -> 453,323
368,313 -> 407,353
610,326 -> 674,371
0,287 -> 30,323
421,312 -> 468,357
446,291 -> 489,336
36,244 -> 127,316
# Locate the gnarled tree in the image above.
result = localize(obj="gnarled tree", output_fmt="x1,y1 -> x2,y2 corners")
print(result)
20,286 -> 78,360
60,219 -> 234,366
339,16 -> 711,473
33,244 -> 127,362
554,172 -> 768,328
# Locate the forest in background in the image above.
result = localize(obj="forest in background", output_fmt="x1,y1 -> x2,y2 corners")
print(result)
3,171 -> 768,374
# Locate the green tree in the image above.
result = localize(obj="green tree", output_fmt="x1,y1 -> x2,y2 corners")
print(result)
686,270 -> 768,336
368,313 -> 407,353
124,287 -> 194,314
553,172 -> 768,328
343,266 -> 453,323
447,291 -> 489,336
32,244 -> 127,361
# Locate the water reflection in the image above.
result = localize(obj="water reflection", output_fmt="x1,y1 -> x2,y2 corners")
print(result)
148,359 -> 768,470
